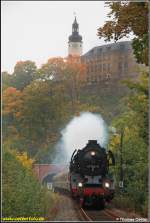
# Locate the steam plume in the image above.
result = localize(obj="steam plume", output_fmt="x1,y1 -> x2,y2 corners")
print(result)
54,112 -> 109,163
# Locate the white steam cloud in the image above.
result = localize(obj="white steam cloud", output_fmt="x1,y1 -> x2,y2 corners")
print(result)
54,112 -> 109,163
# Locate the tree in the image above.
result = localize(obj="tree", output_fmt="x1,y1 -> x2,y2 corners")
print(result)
12,61 -> 37,90
2,57 -> 86,161
2,72 -> 13,91
2,87 -> 23,116
38,57 -> 66,81
39,57 -> 86,113
2,87 -> 23,139
2,148 -> 54,218
10,79 -> 71,159
97,2 -> 148,66
109,69 -> 148,215
15,151 -> 35,169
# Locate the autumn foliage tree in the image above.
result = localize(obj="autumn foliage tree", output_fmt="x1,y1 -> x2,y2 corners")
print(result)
97,1 -> 148,66
2,57 -> 86,161
38,57 -> 86,113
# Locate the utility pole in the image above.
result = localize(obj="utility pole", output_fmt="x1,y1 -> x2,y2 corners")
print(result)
109,126 -> 125,190
119,128 -> 124,190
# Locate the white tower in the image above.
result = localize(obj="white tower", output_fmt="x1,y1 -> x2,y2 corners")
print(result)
68,17 -> 83,57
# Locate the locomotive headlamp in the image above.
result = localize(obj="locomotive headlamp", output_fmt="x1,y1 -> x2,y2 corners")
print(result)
78,182 -> 83,187
91,151 -> 96,156
104,182 -> 110,188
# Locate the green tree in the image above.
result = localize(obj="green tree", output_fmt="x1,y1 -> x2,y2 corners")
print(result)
2,87 -> 23,141
12,61 -> 37,90
2,149 -> 50,217
109,69 -> 148,215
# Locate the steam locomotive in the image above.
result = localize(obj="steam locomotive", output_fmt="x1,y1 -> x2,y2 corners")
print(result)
69,140 -> 115,208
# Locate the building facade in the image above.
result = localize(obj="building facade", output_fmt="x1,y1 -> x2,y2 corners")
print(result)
81,41 -> 139,84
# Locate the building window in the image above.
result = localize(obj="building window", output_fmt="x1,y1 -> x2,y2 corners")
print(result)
118,61 -> 123,72
95,64 -> 97,72
98,57 -> 101,62
107,64 -> 110,72
108,54 -> 111,60
87,66 -> 89,73
99,64 -> 102,72
103,64 -> 106,72
103,53 -> 106,60
106,73 -> 111,80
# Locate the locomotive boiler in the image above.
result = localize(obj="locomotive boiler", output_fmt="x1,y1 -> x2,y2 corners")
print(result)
69,140 -> 115,208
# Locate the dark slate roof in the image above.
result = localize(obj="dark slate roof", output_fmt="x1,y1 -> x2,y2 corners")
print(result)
68,16 -> 82,43
81,41 -> 132,59
69,33 -> 82,42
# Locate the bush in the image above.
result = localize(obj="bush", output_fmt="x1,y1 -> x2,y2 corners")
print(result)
112,194 -> 135,211
112,193 -> 148,217
2,149 -> 57,218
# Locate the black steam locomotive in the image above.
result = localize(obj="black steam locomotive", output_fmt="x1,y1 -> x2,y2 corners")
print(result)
69,140 -> 115,207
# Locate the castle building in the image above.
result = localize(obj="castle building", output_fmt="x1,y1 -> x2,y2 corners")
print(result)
67,17 -> 139,84
68,17 -> 83,57
81,41 -> 139,84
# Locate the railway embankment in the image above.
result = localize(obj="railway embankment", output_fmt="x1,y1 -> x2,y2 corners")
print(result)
51,194 -> 81,221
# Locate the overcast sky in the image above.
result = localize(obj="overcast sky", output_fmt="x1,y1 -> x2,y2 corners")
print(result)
2,1 -> 130,73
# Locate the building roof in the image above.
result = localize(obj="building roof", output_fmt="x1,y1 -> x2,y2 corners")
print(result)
81,41 -> 132,58
68,16 -> 82,43
69,33 -> 82,42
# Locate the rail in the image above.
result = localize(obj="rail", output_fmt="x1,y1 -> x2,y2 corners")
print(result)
79,207 -> 121,221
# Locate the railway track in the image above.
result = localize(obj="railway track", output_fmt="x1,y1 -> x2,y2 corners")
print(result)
79,207 -> 120,221
54,187 -> 120,221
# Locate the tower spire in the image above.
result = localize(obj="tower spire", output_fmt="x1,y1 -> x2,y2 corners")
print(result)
74,16 -> 77,23
72,15 -> 78,33
73,12 -> 77,24
68,14 -> 83,57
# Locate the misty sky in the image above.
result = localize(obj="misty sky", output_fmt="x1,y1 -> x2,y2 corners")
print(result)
2,1 -> 130,73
